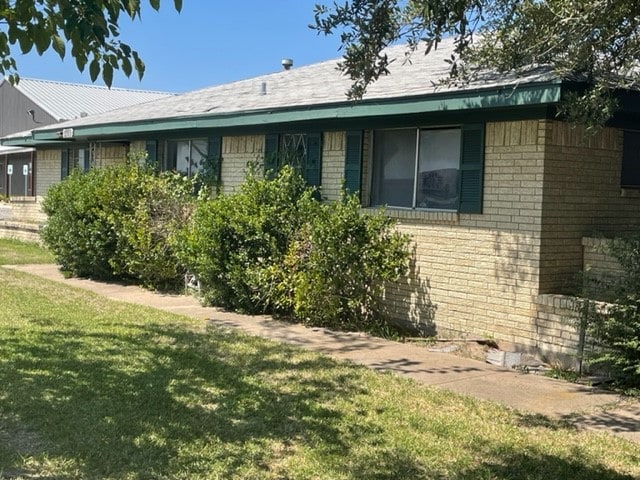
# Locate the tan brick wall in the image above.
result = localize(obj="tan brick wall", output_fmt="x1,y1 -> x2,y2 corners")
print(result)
539,121 -> 640,293
93,144 -> 128,168
321,131 -> 345,201
364,120 -> 546,350
35,149 -> 61,197
220,135 -> 264,193
582,237 -> 623,279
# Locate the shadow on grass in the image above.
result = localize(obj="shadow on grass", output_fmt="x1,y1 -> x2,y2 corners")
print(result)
0,311 -> 636,479
457,450 -> 637,480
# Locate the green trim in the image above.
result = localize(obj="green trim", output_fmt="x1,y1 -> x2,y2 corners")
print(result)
24,82 -> 562,144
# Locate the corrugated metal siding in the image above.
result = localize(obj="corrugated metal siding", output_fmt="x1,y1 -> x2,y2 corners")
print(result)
0,81 -> 57,136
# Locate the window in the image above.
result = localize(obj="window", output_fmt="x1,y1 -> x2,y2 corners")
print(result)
622,130 -> 640,188
370,125 -> 484,213
164,139 -> 208,177
61,146 -> 90,179
264,133 -> 321,187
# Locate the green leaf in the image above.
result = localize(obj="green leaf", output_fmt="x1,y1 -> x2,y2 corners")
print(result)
133,53 -> 145,80
174,0 -> 183,13
89,59 -> 100,82
149,0 -> 160,11
121,57 -> 132,77
17,33 -> 33,54
33,28 -> 51,55
102,62 -> 113,87
51,35 -> 65,59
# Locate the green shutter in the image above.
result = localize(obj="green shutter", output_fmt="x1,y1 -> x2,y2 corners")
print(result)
83,148 -> 91,172
622,131 -> 640,187
207,135 -> 223,185
305,132 -> 322,187
458,124 -> 485,214
264,134 -> 279,179
60,149 -> 69,179
344,131 -> 363,197
145,140 -> 158,166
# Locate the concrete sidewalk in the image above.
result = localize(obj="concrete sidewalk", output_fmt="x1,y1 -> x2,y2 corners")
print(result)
6,263 -> 640,442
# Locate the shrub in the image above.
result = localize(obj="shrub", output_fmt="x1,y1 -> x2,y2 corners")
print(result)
177,165 -> 315,312
284,194 -> 410,330
42,157 -> 193,288
585,234 -> 640,387
178,166 -> 411,331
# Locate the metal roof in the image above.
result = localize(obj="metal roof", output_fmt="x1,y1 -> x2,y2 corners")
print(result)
10,78 -> 175,121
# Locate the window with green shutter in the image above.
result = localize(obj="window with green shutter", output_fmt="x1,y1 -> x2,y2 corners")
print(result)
370,124 -> 484,213
60,146 -> 90,179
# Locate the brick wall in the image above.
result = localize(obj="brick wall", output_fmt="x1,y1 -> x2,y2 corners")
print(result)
369,121 -> 545,351
35,149 -> 61,198
220,135 -> 264,192
93,144 -> 127,168
321,131 -> 345,201
539,122 -> 640,293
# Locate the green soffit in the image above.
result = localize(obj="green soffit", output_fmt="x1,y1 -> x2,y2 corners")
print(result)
8,81 -> 562,145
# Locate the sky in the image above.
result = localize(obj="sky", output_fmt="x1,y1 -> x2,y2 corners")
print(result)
14,1 -> 345,93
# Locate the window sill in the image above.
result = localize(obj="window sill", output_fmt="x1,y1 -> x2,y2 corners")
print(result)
621,188 -> 640,198
362,206 -> 459,224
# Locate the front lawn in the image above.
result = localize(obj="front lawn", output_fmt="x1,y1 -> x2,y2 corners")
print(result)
0,238 -> 54,265
0,267 -> 638,479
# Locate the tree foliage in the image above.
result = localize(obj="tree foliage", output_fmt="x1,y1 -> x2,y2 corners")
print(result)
314,0 -> 640,127
0,0 -> 182,86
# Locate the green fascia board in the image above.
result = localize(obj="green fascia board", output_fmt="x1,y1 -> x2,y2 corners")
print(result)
29,81 -> 562,142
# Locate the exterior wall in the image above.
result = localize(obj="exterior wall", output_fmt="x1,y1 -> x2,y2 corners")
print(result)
35,149 -> 62,198
0,82 -> 57,137
218,133 -> 348,198
582,237 -> 623,280
321,131 -> 345,201
93,143 -> 128,168
538,122 -> 640,293
377,121 -> 546,351
220,135 -> 264,193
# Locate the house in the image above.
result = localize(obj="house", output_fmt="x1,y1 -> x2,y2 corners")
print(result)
0,78 -> 174,198
4,39 -> 640,363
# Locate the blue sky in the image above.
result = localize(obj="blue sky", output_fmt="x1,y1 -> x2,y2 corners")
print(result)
15,1 -> 344,93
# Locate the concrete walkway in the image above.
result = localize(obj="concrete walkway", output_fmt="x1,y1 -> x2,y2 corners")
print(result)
6,263 -> 640,443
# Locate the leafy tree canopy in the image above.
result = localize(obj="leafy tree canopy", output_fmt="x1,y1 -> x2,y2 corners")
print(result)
314,0 -> 640,128
0,0 -> 182,87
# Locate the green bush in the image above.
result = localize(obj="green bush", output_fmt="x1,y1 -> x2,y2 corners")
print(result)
42,158 -> 193,289
585,235 -> 640,387
178,166 -> 411,331
284,194 -> 410,329
177,165 -> 315,312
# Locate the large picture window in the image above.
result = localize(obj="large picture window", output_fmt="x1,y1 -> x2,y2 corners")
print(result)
371,127 -> 461,210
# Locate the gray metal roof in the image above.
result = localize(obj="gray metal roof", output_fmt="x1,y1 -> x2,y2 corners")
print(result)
27,38 -> 559,133
11,78 -> 175,121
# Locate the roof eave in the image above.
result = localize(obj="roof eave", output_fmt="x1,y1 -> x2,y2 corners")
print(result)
27,80 -> 563,143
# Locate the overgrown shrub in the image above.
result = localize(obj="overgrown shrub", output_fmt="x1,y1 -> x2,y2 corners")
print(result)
283,194 -> 410,329
177,165 -> 315,312
178,166 -> 411,330
42,157 -> 193,288
585,235 -> 640,387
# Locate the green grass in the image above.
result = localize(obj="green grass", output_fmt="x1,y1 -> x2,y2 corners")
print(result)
0,238 -> 54,265
0,268 -> 639,479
